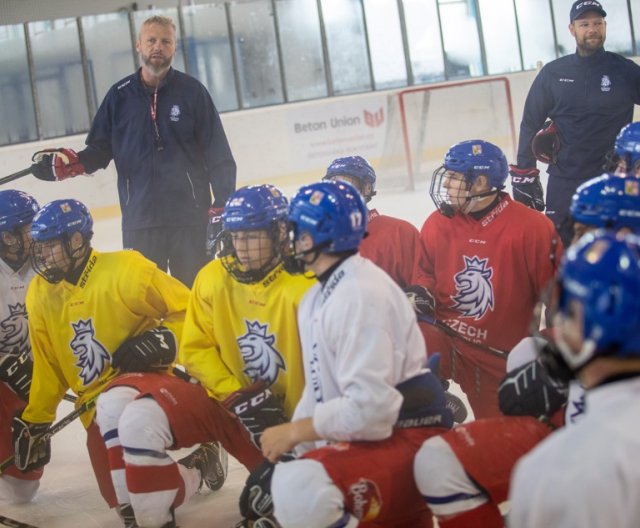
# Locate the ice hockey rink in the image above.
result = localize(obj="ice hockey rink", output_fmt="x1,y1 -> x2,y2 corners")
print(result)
1,182 -> 474,528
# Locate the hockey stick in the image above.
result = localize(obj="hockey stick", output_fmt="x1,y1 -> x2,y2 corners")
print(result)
418,314 -> 508,359
0,515 -> 38,528
0,166 -> 35,186
0,397 -> 96,475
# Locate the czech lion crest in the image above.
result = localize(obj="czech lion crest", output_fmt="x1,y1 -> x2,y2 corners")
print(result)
451,255 -> 494,320
238,320 -> 285,385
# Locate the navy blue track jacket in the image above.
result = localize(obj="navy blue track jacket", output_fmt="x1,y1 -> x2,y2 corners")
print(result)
78,68 -> 236,231
517,49 -> 640,181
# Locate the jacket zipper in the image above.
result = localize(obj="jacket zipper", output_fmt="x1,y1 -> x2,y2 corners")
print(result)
185,171 -> 197,204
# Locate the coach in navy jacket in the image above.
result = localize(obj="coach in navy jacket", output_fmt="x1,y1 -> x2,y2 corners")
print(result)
32,15 -> 236,287
510,0 -> 640,247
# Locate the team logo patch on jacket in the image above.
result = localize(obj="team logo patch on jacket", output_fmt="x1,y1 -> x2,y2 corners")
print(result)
451,255 -> 494,320
0,303 -> 30,357
70,319 -> 110,385
170,105 -> 181,122
600,75 -> 611,92
238,320 -> 285,385
348,478 -> 383,521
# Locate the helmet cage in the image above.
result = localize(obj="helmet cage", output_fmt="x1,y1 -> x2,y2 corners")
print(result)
219,221 -> 287,284
31,234 -> 89,284
0,190 -> 40,266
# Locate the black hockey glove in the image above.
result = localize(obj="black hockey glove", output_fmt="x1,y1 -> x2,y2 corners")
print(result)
206,206 -> 224,259
111,327 -> 177,373
405,285 -> 436,317
0,350 -> 33,402
538,342 -> 574,383
223,381 -> 288,450
498,356 -> 569,418
239,459 -> 277,521
509,165 -> 545,212
426,352 -> 468,424
12,413 -> 52,471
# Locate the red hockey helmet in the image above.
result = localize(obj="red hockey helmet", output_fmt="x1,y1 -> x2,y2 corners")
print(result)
531,120 -> 560,165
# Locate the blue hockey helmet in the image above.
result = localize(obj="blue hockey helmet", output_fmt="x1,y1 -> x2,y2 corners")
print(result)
31,199 -> 93,242
570,174 -> 640,231
0,190 -> 40,266
614,122 -> 640,175
556,231 -> 640,370
323,156 -> 377,201
289,180 -> 367,253
443,140 -> 508,189
222,184 -> 289,231
431,140 -> 508,217
0,190 -> 40,232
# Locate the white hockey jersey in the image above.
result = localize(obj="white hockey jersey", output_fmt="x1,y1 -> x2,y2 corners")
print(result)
292,255 -> 427,452
509,376 -> 640,528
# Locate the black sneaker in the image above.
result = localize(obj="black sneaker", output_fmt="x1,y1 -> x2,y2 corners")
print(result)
178,441 -> 228,492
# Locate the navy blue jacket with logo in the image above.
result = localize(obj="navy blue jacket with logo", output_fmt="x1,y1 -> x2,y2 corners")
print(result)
517,48 -> 640,181
78,68 -> 236,231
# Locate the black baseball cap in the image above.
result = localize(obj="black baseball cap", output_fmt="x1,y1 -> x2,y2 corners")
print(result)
570,0 -> 607,22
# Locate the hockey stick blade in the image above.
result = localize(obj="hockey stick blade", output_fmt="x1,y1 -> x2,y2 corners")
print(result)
0,166 -> 35,186
0,515 -> 39,528
0,397 -> 96,475
418,314 -> 508,359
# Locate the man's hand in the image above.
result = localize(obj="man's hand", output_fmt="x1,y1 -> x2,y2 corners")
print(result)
260,421 -> 302,464
509,165 -> 545,212
31,148 -> 85,182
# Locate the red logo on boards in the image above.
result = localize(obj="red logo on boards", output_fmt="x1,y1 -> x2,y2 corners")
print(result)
363,108 -> 384,128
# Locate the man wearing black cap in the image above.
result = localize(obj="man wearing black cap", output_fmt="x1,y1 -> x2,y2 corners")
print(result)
509,0 -> 640,247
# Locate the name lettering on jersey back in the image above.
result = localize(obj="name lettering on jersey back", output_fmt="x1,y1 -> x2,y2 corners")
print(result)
79,255 -> 98,288
480,199 -> 509,227
322,269 -> 345,304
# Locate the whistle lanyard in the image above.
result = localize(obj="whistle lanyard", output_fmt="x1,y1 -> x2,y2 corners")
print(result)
150,86 -> 164,151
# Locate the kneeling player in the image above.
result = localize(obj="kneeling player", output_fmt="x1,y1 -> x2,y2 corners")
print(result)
412,170 -> 640,528
261,181 -> 453,528
0,190 -> 41,504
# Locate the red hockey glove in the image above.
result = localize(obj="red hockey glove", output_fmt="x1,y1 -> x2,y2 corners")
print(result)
206,206 -> 224,259
509,165 -> 545,212
31,148 -> 85,182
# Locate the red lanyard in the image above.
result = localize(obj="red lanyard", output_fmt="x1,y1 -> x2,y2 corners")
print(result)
150,87 -> 163,151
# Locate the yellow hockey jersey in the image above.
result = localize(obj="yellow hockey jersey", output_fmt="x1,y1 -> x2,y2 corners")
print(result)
23,249 -> 189,428
180,260 -> 313,418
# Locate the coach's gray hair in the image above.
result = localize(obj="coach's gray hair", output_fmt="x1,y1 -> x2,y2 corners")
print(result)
140,15 -> 176,36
